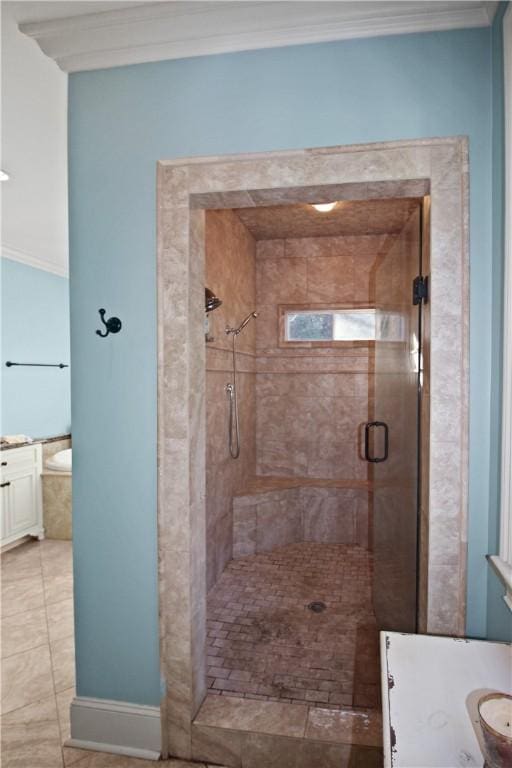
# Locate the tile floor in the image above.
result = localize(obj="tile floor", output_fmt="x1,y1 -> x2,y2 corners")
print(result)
0,538 -> 223,768
1,538 -> 380,766
206,542 -> 381,710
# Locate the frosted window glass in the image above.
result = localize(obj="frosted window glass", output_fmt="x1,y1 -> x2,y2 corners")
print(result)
333,310 -> 375,340
285,309 -> 404,342
286,312 -> 333,341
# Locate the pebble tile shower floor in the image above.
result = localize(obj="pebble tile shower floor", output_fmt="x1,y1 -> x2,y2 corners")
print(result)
206,542 -> 381,710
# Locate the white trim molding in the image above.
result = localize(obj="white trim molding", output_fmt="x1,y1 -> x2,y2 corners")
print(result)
19,1 -> 498,73
68,696 -> 161,760
489,556 -> 512,612
484,2 -> 501,25
494,3 -> 512,612
2,242 -> 69,278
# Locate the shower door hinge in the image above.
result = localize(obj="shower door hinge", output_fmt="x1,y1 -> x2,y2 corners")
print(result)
412,275 -> 429,305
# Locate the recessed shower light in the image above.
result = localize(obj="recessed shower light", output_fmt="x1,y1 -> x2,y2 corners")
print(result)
312,202 -> 337,212
0,170 -> 10,181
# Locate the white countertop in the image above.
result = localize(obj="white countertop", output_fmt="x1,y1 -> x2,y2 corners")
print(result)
381,631 -> 512,767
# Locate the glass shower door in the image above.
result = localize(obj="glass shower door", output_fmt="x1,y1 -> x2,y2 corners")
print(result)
369,206 -> 423,632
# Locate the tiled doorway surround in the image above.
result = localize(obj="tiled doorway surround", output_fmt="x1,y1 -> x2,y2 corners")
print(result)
157,139 -> 469,760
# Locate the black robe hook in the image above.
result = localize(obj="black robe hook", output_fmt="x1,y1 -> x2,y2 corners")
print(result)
96,308 -> 122,338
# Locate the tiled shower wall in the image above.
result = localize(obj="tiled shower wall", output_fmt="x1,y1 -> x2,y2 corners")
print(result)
205,219 -> 422,589
205,210 -> 257,590
255,235 -> 397,480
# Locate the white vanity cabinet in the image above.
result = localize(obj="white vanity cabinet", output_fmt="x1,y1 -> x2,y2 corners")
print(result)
1,444 -> 44,547
381,631 -> 512,767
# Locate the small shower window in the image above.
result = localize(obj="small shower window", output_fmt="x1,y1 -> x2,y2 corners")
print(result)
287,311 -> 335,341
281,305 -> 404,345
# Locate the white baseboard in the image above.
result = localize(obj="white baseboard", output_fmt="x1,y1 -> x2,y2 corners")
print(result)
68,696 -> 161,760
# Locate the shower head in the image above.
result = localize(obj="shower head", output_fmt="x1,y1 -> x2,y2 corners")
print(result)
205,287 -> 222,313
226,311 -> 258,336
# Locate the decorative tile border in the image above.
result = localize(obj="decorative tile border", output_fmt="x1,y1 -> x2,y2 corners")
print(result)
157,138 -> 469,758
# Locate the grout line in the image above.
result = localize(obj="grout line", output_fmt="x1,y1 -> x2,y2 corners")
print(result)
1,598 -> 46,620
1,690 -> 61,719
1,544 -> 48,724
40,541 -> 73,768
1,639 -> 51,661
1,539 -> 76,767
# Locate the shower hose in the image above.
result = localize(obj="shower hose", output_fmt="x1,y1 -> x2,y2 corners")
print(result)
226,331 -> 241,459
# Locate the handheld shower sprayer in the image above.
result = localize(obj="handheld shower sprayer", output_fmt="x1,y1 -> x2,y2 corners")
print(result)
225,311 -> 258,336
225,310 -> 258,459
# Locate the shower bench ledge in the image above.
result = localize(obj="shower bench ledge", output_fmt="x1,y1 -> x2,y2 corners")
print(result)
233,476 -> 371,556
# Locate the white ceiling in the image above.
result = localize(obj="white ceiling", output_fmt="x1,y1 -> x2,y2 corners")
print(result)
10,1 -> 499,73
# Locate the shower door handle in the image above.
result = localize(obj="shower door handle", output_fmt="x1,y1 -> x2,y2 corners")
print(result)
364,421 -> 389,463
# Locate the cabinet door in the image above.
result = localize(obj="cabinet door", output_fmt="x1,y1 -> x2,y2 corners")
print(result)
1,484 -> 9,539
8,470 -> 38,535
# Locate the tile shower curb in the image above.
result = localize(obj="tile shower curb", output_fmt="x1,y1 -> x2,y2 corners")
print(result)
191,695 -> 382,768
156,137 -> 469,760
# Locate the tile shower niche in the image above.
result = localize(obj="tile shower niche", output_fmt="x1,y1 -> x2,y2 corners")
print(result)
157,139 -> 469,765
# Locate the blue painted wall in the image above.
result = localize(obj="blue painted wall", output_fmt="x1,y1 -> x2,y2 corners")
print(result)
1,258 -> 70,437
69,27 -> 498,707
487,4 -> 512,642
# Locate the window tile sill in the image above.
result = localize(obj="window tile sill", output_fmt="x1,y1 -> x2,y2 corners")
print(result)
488,555 -> 512,612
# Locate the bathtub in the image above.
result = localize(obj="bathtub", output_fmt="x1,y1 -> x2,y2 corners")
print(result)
45,448 -> 72,473
42,447 -> 72,539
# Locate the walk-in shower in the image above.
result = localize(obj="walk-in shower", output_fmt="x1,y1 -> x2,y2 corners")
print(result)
225,311 -> 258,459
157,140 -> 468,767
202,196 -> 428,715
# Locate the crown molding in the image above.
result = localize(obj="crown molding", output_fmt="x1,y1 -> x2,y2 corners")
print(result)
2,243 -> 69,278
483,2 -> 500,24
19,1 -> 496,74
